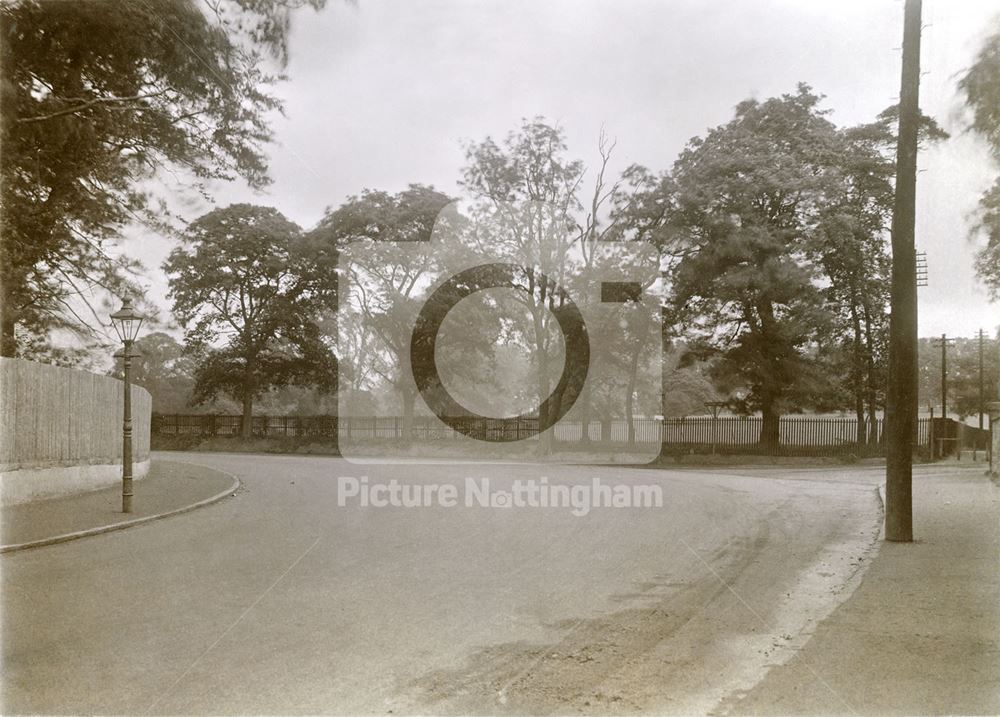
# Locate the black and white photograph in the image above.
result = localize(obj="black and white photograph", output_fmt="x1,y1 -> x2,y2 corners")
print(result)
1,0 -> 999,714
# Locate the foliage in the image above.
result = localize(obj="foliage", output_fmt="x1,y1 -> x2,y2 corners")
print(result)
810,117 -> 896,432
164,204 -> 336,435
960,26 -> 1000,160
917,334 -> 1000,420
0,0 -> 323,357
962,21 -> 1000,296
460,119 -> 652,441
460,121 -> 586,435
310,185 -> 459,433
108,331 -> 197,413
662,85 -> 848,444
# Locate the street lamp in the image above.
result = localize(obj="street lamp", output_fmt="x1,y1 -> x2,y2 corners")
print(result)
111,299 -> 144,513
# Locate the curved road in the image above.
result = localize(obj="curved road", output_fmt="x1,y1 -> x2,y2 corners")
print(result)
2,453 -> 884,715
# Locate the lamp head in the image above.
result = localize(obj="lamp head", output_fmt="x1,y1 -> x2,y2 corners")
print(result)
110,299 -> 144,343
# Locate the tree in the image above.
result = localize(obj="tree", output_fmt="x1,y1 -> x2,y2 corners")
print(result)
660,344 -> 719,417
310,185 -> 458,438
917,334 -> 1000,420
949,336 -> 1000,420
109,332 -> 196,414
811,119 -> 895,441
164,204 -> 336,437
811,109 -> 947,441
961,25 -> 1000,157
461,121 -> 583,439
0,0 -> 323,358
665,85 -> 844,447
961,22 -> 1000,296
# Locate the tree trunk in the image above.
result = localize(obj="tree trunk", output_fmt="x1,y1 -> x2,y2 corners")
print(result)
759,387 -> 780,449
625,340 -> 641,446
241,393 -> 254,439
849,294 -> 866,443
1,272 -> 19,357
755,299 -> 782,450
240,355 -> 256,439
855,395 -> 866,444
401,389 -> 415,443
862,298 -> 881,445
0,316 -> 15,358
535,327 -> 552,453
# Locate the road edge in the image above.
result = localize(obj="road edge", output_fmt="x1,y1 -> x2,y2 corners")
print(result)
0,469 -> 241,554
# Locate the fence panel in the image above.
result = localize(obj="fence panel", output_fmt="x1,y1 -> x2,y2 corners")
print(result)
152,412 -> 949,458
2,358 -> 151,471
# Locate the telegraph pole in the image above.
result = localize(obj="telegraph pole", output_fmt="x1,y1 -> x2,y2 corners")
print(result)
884,0 -> 921,543
932,333 -> 953,418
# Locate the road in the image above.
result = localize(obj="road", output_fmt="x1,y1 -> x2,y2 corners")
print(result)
2,453 -> 884,715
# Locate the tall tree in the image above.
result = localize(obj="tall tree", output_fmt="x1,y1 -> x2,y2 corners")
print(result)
461,122 -> 663,446
460,119 -> 587,448
0,0 -> 323,357
812,109 -> 946,441
665,85 -> 843,447
310,185 -> 458,438
165,204 -> 336,438
961,22 -> 1000,296
812,119 -> 895,441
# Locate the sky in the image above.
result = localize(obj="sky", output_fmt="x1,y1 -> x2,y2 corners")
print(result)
130,0 -> 1000,340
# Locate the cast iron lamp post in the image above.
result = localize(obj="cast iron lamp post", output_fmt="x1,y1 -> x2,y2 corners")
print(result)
111,299 -> 144,513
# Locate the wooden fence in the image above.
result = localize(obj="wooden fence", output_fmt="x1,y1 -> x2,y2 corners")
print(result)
1,358 -> 151,471
152,413 -> 940,458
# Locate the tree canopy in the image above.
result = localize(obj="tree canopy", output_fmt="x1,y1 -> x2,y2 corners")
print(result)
961,21 -> 1000,297
0,0 -> 323,357
165,203 -> 336,436
311,185 -> 460,436
661,86 -> 873,444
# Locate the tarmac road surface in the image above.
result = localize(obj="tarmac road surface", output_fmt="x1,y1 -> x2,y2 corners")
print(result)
2,452 -> 884,715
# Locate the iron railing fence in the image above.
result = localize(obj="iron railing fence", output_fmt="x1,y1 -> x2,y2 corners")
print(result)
152,414 -> 944,457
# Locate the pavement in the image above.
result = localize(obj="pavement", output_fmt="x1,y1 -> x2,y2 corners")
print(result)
0,459 -> 239,551
727,463 -> 1000,716
0,454 -> 997,715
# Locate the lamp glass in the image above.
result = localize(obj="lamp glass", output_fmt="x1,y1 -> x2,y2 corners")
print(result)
111,301 -> 144,343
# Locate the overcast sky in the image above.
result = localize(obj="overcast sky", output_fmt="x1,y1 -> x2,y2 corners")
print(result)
131,0 -> 1000,339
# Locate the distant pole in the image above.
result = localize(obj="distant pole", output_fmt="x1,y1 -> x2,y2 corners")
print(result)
932,333 -> 953,419
885,0 -> 921,543
979,329 -> 985,431
941,333 -> 948,419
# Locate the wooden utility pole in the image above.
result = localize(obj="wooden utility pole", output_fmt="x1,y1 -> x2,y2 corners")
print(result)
933,333 -> 953,418
942,334 -> 947,418
884,0 -> 921,543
